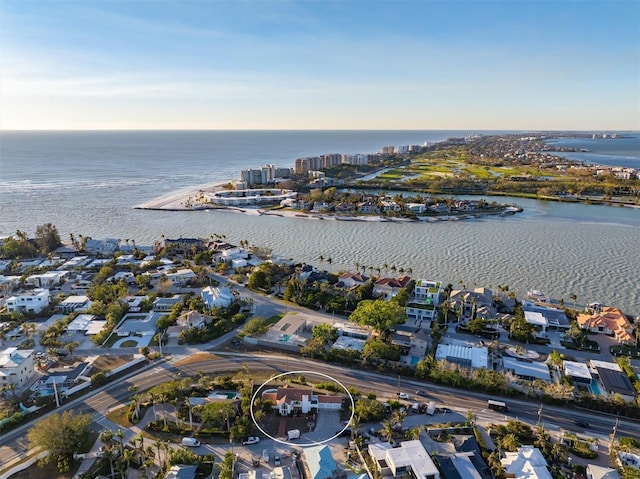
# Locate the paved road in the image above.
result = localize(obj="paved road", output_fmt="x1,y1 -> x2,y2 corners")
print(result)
2,351 -> 639,475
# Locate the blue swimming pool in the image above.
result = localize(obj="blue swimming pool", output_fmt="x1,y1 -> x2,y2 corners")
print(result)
590,379 -> 602,396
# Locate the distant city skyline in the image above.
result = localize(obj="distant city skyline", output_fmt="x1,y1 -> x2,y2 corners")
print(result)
1,0 -> 638,131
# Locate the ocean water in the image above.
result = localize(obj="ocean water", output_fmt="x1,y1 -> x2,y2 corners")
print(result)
545,135 -> 640,168
1,130 -> 639,315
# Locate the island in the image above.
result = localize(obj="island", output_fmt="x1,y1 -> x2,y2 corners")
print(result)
135,133 -> 640,219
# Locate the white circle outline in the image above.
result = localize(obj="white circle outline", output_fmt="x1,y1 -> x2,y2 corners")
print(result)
249,370 -> 355,447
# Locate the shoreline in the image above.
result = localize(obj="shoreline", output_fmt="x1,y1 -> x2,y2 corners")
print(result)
134,182 -> 522,221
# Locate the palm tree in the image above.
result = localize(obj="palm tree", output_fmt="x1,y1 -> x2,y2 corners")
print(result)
318,255 -> 324,270
383,263 -> 389,276
102,447 -> 117,479
381,420 -> 396,443
406,426 -> 422,440
65,340 -> 80,359
570,293 -> 578,310
466,409 -> 477,426
115,429 -> 125,457
326,257 -> 332,273
500,433 -> 520,452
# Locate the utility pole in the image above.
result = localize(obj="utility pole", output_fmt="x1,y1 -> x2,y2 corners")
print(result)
537,403 -> 543,426
609,416 -> 620,452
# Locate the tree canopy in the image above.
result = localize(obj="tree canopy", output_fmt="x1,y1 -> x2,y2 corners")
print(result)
35,223 -> 61,254
27,411 -> 92,473
349,299 -> 406,335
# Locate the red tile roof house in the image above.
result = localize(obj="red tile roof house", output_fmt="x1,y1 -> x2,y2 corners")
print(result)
262,385 -> 343,415
577,307 -> 634,343
373,275 -> 412,300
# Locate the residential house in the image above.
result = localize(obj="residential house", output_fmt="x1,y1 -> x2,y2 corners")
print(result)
501,446 -> 551,479
563,360 -> 592,385
107,271 -> 136,285
6,289 -> 50,314
261,385 -> 342,415
357,201 -> 380,214
405,203 -> 426,214
373,276 -> 411,300
406,279 -> 442,321
368,440 -> 440,479
177,311 -> 213,330
436,343 -> 488,370
166,268 -> 197,287
55,295 -> 91,314
589,360 -> 637,402
448,288 -> 496,324
380,200 -> 402,213
33,362 -> 90,397
577,307 -> 634,343
303,445 -> 338,479
67,314 -> 106,336
26,271 -> 68,289
392,329 -> 429,360
267,312 -> 311,343
0,348 -> 35,388
522,300 -> 570,335
338,272 -> 369,288
165,465 -> 198,479
503,357 -> 551,382
201,286 -> 235,310
586,465 -> 621,479
152,295 -> 184,312
262,385 -> 317,415
84,238 -> 120,255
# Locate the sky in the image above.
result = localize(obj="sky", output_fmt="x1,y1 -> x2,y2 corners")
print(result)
1,0 -> 638,130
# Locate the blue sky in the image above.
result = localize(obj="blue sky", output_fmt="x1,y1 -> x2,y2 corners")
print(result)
1,0 -> 638,130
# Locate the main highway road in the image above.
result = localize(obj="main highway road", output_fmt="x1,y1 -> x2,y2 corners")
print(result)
2,351 -> 638,472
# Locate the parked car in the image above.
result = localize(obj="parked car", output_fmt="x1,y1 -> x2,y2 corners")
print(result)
274,454 -> 281,466
242,437 -> 260,445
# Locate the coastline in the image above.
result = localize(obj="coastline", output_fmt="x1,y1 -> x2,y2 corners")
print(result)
134,182 -> 521,221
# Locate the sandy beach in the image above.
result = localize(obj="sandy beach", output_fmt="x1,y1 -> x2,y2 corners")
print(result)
135,183 -> 520,222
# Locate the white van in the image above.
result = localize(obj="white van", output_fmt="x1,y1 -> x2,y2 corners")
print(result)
181,437 -> 201,447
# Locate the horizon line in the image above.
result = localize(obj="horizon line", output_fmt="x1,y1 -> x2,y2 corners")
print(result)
2,128 -> 638,133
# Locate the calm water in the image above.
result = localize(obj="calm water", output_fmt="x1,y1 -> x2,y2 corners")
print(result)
1,130 -> 639,315
545,135 -> 640,168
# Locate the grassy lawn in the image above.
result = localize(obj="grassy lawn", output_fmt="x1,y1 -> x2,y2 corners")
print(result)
119,340 -> 139,348
106,404 -> 135,428
173,352 -> 220,366
91,355 -> 134,373
8,460 -> 80,479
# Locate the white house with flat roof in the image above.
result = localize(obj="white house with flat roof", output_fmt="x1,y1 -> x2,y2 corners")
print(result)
406,279 -> 442,321
26,271 -> 68,288
55,295 -> 91,314
564,360 -> 592,384
436,343 -> 488,370
6,289 -> 50,314
503,357 -> 551,382
0,348 -> 35,387
369,440 -> 440,479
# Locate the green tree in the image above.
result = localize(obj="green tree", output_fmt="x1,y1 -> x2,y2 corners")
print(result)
350,299 -> 406,339
201,402 -> 235,431
34,223 -> 61,254
27,411 -> 92,473
467,318 -> 486,335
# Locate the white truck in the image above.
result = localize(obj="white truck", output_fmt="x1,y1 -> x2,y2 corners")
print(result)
426,401 -> 436,415
181,437 -> 201,447
287,429 -> 301,440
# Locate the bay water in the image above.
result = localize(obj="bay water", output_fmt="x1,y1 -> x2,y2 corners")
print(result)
1,130 -> 639,315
